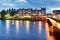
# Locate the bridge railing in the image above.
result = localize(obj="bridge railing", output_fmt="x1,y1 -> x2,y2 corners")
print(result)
47,17 -> 60,30
48,17 -> 60,23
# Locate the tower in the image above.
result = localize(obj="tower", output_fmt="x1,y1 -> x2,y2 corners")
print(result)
41,8 -> 46,15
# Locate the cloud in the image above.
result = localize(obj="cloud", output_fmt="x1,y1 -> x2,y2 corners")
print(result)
50,7 -> 60,11
0,0 -> 12,3
46,7 -> 60,13
18,0 -> 27,3
2,3 -> 14,7
0,8 -> 9,12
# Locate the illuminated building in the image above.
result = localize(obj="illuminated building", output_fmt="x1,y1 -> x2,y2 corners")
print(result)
17,8 -> 46,16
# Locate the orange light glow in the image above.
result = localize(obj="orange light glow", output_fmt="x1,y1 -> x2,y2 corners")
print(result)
48,18 -> 60,30
56,23 -> 60,29
49,35 -> 55,40
45,22 -> 49,40
45,22 -> 55,40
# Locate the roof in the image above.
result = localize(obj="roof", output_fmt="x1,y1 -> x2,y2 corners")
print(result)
53,10 -> 60,14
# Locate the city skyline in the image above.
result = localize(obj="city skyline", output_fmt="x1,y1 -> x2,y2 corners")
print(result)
0,0 -> 60,13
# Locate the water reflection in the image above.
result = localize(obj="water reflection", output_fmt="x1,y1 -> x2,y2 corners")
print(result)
45,22 -> 50,40
50,35 -> 55,40
12,20 -> 15,24
26,21 -> 30,32
33,21 -> 36,29
20,20 -> 23,27
38,21 -> 42,33
0,20 -> 1,27
6,20 -> 10,34
0,20 -> 57,40
45,22 -> 55,40
16,20 -> 19,34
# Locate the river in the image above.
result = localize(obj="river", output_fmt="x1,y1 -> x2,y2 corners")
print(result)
0,20 -> 55,40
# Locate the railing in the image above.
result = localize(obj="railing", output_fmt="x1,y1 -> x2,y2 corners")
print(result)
47,17 -> 60,30
49,17 -> 60,23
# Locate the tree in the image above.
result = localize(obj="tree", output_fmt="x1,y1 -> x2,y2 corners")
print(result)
1,10 -> 7,19
10,9 -> 17,16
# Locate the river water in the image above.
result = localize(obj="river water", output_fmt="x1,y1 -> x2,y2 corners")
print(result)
0,20 -> 55,40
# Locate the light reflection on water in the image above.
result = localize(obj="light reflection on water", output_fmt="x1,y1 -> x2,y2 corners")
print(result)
6,20 -> 10,34
16,20 -> 19,34
38,21 -> 42,33
26,21 -> 30,33
0,20 -> 55,40
45,22 -> 55,40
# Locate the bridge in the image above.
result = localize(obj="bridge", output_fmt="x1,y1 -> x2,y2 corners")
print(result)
46,17 -> 60,40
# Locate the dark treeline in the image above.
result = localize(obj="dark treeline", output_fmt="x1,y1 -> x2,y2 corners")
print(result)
0,8 -> 17,19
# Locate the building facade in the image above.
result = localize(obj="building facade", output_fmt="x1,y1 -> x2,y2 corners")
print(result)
17,8 -> 46,16
53,10 -> 60,14
53,10 -> 60,19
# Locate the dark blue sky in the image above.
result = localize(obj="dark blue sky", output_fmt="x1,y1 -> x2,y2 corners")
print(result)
0,0 -> 60,13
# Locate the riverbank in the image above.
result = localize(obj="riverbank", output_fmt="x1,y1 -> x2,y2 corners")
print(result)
0,17 -> 47,21
0,18 -> 41,21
